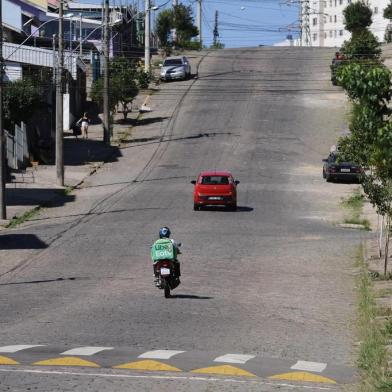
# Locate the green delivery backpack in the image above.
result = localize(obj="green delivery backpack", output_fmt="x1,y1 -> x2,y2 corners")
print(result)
151,239 -> 177,261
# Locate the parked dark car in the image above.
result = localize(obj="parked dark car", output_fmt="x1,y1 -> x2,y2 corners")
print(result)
322,152 -> 363,183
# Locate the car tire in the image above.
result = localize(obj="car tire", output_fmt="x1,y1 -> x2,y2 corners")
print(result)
322,169 -> 326,179
193,203 -> 199,211
326,176 -> 332,182
228,203 -> 237,211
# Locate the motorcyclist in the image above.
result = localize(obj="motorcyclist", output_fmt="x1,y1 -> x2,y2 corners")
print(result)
151,227 -> 181,284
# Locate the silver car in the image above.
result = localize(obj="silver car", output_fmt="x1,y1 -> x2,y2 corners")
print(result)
160,56 -> 191,81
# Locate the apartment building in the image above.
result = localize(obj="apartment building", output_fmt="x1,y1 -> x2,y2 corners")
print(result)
304,0 -> 390,47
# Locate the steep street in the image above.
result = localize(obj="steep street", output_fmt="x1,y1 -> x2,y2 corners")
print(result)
0,47 -> 366,390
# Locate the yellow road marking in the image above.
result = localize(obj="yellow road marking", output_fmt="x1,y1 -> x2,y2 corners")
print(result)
269,371 -> 337,384
113,360 -> 181,372
192,364 -> 257,377
0,356 -> 19,365
33,357 -> 100,368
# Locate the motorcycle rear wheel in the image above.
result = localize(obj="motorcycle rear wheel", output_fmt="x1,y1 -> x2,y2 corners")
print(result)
162,278 -> 171,298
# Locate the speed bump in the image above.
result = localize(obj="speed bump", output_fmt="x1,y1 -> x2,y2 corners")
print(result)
192,364 -> 256,377
269,371 -> 336,384
0,355 -> 19,365
33,356 -> 99,367
113,360 -> 181,372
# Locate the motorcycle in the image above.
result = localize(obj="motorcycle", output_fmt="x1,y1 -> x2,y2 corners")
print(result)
154,243 -> 181,298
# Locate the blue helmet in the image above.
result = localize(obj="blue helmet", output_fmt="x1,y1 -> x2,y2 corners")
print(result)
159,227 -> 171,239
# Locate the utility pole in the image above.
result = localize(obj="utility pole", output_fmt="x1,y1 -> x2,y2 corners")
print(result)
0,0 -> 6,219
144,0 -> 150,72
56,0 -> 64,186
298,0 -> 303,46
197,0 -> 202,45
303,0 -> 311,46
103,0 -> 110,144
79,13 -> 83,56
213,10 -> 218,47
52,34 -> 57,84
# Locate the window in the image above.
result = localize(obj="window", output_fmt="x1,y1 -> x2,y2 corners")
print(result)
330,15 -> 332,22
324,16 -> 327,23
339,0 -> 343,4
324,32 -> 327,38
334,30 -> 337,37
374,7 -> 378,14
347,0 -> 351,3
324,1 -> 327,7
334,0 -> 337,6
313,33 -> 317,41
313,17 -> 318,26
330,0 -> 332,6
329,30 -> 333,37
339,30 -> 343,36
201,176 -> 230,185
334,15 -> 337,22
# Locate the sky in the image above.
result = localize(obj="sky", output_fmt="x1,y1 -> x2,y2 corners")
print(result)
197,0 -> 299,47
78,0 -> 299,48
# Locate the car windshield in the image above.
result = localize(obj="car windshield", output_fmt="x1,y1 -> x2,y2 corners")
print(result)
201,176 -> 230,185
163,59 -> 183,66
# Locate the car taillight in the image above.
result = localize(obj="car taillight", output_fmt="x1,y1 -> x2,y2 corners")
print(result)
354,167 -> 363,173
330,167 -> 337,173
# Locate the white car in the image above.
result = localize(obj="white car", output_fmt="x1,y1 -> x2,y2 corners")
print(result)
160,56 -> 191,81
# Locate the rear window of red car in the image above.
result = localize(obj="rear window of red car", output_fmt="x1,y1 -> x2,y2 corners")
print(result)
200,176 -> 231,185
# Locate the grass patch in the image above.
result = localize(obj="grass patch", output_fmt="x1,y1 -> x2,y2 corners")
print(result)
356,247 -> 392,391
342,191 -> 365,209
56,186 -> 73,197
6,206 -> 41,228
341,190 -> 371,230
343,218 -> 371,230
370,271 -> 392,281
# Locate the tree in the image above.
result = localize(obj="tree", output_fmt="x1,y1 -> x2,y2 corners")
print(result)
384,0 -> 392,20
155,5 -> 198,50
340,30 -> 381,60
341,2 -> 380,61
91,57 -> 139,121
110,57 -> 139,120
383,1 -> 392,42
210,42 -> 225,49
3,78 -> 42,129
156,9 -> 172,48
336,59 -> 392,276
173,4 -> 198,45
343,1 -> 372,33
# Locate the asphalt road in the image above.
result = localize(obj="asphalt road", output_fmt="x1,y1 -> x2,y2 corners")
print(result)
0,47 -> 367,390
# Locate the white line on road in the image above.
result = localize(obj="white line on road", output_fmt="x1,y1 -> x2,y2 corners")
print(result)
60,347 -> 114,356
138,350 -> 185,359
213,354 -> 256,364
0,368 -> 337,390
291,361 -> 327,373
0,345 -> 45,353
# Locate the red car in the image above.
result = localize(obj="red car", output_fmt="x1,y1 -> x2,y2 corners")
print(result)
191,171 -> 239,211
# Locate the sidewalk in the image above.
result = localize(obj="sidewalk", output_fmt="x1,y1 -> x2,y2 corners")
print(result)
2,91 -> 150,227
2,51 -> 203,229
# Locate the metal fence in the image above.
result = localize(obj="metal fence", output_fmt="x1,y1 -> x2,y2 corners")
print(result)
5,122 -> 29,170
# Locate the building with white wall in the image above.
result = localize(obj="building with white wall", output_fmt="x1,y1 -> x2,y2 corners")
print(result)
303,0 -> 390,47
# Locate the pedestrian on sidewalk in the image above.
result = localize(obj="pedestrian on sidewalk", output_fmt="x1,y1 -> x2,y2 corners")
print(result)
76,112 -> 90,139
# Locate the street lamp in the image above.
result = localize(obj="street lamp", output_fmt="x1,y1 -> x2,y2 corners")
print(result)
145,0 -> 151,72
145,3 -> 162,72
